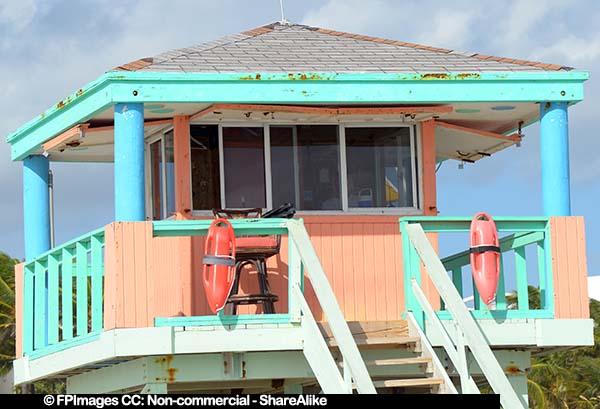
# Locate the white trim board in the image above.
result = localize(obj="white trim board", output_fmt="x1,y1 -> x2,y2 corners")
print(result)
426,318 -> 595,348
14,325 -> 303,385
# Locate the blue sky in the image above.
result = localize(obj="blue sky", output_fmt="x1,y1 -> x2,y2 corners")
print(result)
0,0 -> 598,275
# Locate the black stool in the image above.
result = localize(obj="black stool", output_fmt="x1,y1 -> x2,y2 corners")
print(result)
227,254 -> 279,314
212,208 -> 280,315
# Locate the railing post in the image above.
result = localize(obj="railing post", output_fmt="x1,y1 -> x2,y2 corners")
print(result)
514,247 -> 529,311
288,232 -> 303,322
114,103 -> 145,221
22,265 -> 34,355
90,234 -> 104,332
61,247 -> 74,341
401,220 -> 424,328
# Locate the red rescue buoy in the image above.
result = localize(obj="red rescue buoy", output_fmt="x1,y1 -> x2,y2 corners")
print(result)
203,219 -> 236,313
470,212 -> 500,305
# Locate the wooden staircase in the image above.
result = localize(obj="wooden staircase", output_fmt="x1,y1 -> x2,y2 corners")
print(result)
320,320 -> 452,394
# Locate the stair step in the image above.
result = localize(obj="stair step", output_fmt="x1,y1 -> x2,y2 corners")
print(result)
374,378 -> 444,388
327,336 -> 420,349
366,357 -> 431,367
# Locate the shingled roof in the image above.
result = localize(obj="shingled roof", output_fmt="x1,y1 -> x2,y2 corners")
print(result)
113,22 -> 572,73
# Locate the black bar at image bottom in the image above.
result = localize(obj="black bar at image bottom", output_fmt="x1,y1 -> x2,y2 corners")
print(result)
0,394 -> 500,408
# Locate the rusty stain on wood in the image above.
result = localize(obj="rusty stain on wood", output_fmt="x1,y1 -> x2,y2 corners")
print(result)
167,367 -> 178,382
421,73 -> 450,80
154,355 -> 178,383
456,73 -> 481,79
419,72 -> 481,80
504,364 -> 523,375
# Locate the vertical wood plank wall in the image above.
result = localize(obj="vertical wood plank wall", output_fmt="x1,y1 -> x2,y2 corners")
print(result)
103,218 -> 442,327
550,216 -> 590,319
301,216 -> 407,321
104,222 -> 195,329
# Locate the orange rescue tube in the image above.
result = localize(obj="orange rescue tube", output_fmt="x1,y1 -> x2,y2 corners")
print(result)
202,219 -> 236,313
469,212 -> 500,305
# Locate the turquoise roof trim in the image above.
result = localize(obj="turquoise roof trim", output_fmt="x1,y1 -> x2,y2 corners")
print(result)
6,70 -> 589,161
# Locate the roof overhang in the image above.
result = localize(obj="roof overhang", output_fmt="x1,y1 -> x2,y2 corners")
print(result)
6,70 -> 589,161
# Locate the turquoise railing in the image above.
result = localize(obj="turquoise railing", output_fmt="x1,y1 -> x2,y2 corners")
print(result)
400,217 -> 554,324
404,223 -> 526,408
22,227 -> 105,358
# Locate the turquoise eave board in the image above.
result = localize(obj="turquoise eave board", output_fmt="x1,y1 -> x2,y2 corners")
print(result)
6,70 -> 589,161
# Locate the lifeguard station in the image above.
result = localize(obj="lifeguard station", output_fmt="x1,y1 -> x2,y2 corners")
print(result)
8,22 -> 593,407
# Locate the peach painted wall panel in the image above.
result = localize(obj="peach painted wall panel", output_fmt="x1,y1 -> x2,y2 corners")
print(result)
300,216 -> 407,321
550,216 -> 590,319
103,217 -> 440,327
104,222 -> 194,329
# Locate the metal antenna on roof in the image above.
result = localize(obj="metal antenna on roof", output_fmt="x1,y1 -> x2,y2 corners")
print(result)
279,0 -> 289,24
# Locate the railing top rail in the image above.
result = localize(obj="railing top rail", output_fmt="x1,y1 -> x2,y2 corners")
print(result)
400,216 -> 549,233
153,218 -> 292,237
400,216 -> 550,222
24,226 -> 105,266
441,230 -> 545,267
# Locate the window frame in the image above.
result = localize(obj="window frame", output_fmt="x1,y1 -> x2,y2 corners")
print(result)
144,126 -> 175,220
179,121 -> 423,217
218,123 -> 270,210
341,123 -> 420,214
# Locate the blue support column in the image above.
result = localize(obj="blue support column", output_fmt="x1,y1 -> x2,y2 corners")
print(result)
23,155 -> 50,260
540,101 -> 571,216
114,103 -> 145,221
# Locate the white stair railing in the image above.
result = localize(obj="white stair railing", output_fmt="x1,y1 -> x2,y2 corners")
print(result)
293,285 -> 349,393
406,311 -> 458,394
411,280 -> 479,394
406,223 -> 525,409
287,220 -> 376,394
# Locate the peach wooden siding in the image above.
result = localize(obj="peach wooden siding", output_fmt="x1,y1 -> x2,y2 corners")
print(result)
302,216 -> 406,321
15,262 -> 24,358
550,216 -> 590,319
104,222 -> 195,329
103,217 -> 442,328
